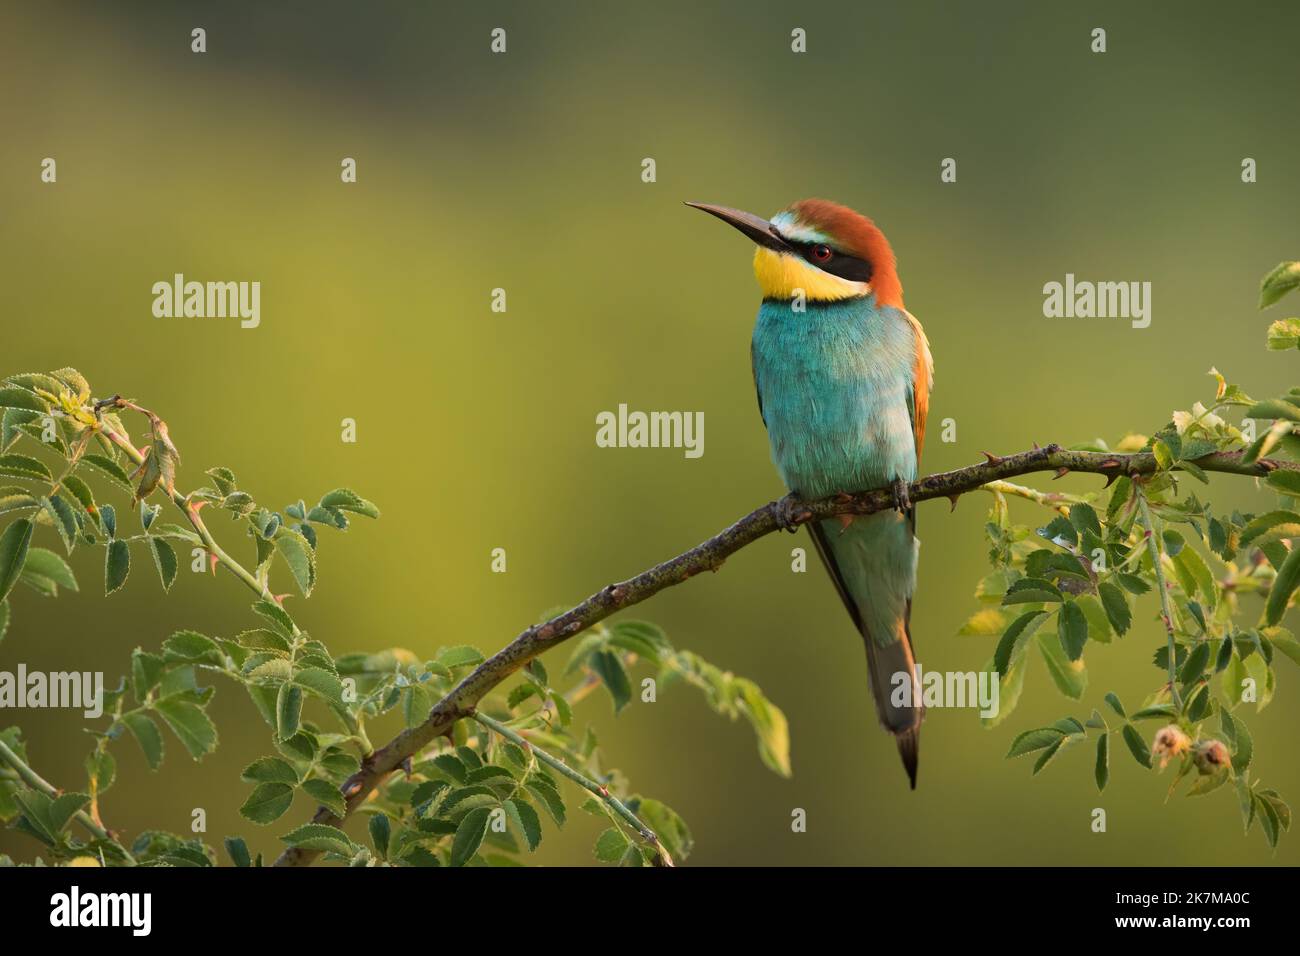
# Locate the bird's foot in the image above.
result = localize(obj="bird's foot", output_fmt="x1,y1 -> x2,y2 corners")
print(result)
891,477 -> 912,514
772,494 -> 811,533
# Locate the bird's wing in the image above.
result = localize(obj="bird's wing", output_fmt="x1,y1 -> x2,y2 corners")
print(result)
750,339 -> 767,427
903,309 -> 933,463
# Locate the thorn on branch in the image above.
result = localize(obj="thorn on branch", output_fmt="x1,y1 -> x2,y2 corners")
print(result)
982,451 -> 1004,465
1053,467 -> 1070,480
948,494 -> 961,512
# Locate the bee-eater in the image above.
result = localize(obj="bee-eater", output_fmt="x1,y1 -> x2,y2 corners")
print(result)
688,198 -> 932,787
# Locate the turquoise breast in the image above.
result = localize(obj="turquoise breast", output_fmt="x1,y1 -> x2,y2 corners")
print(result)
751,296 -> 918,499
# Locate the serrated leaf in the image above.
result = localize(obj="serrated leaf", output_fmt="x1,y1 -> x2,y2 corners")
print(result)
280,822 -> 358,856
1121,723 -> 1152,769
450,807 -> 491,866
22,547 -> 76,591
1006,727 -> 1064,758
993,610 -> 1047,674
0,518 -> 34,603
276,683 -> 303,739
1259,261 -> 1300,309
241,756 -> 299,785
149,537 -> 178,592
590,648 -> 632,714
506,798 -> 542,851
240,783 -> 295,824
1057,601 -> 1088,660
274,529 -> 316,597
594,827 -> 628,863
81,454 -> 133,492
1095,733 -> 1109,791
104,538 -> 130,595
224,836 -> 252,867
160,630 -> 222,668
302,779 -> 346,816
0,454 -> 51,481
1037,631 -> 1087,699
1265,542 -> 1300,625
318,488 -> 380,519
154,698 -> 217,759
122,712 -> 164,770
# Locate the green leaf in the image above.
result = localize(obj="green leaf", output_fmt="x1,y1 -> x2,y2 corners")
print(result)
1264,542 -> 1300,625
302,779 -> 346,816
21,546 -> 77,591
0,518 -> 34,603
506,798 -> 542,851
13,790 -> 57,843
594,827 -> 629,863
274,529 -> 316,597
1231,712 -> 1253,772
1266,318 -> 1300,351
368,814 -> 392,859
1179,640 -> 1212,687
590,649 -> 632,714
1002,577 -> 1064,605
154,698 -> 217,759
1094,733 -> 1109,791
149,537 -> 178,592
241,756 -> 299,785
0,387 -> 48,412
240,783 -> 295,824
162,630 -> 224,667
1121,723 -> 1152,769
294,667 -> 344,706
1097,582 -> 1131,636
318,488 -> 381,519
1104,692 -> 1126,718
1259,260 -> 1300,309
0,598 -> 8,645
993,611 -> 1047,674
736,679 -> 792,778
1057,601 -> 1088,661
526,778 -> 566,827
635,797 -> 693,863
1173,546 -> 1216,609
251,599 -> 296,638
1006,727 -> 1065,758
224,836 -> 252,867
450,807 -> 491,866
81,454 -> 133,493
436,645 -> 484,668
1257,794 -> 1282,848
104,538 -> 130,595
122,712 -> 164,770
276,683 -> 303,739
280,823 -> 358,857
0,454 -> 51,481
1068,503 -> 1102,537
1036,631 -> 1087,699
42,495 -> 77,553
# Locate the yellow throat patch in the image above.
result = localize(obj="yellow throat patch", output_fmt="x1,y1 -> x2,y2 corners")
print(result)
753,246 -> 869,302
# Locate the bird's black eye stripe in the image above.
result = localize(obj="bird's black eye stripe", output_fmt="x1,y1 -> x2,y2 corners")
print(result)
796,241 -> 873,283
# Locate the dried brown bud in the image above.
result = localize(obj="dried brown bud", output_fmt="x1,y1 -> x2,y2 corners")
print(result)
1152,724 -> 1191,769
1192,738 -> 1232,775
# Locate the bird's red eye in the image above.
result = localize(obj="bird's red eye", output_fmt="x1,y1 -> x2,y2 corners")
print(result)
811,244 -> 832,262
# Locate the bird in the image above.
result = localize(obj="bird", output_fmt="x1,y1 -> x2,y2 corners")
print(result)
687,198 -> 932,787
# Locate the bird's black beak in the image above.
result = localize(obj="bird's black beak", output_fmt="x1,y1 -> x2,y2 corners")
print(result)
684,201 -> 793,253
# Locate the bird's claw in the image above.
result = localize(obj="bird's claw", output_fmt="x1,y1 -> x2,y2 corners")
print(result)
773,494 -> 810,533
891,477 -> 912,514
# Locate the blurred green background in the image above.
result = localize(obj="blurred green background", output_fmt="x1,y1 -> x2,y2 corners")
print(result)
2,0 -> 1299,865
